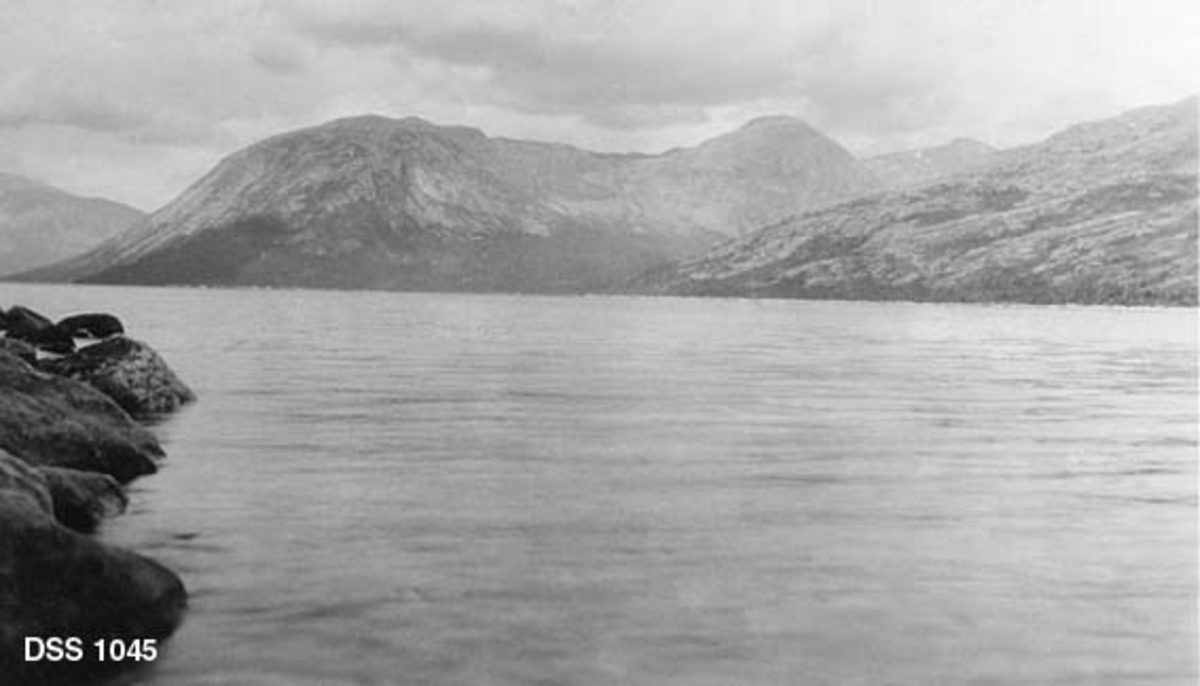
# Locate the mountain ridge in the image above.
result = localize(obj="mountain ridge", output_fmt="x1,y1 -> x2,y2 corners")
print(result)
19,112 -> 880,291
14,96 -> 1198,304
864,137 -> 998,190
633,96 -> 1198,306
0,174 -> 146,277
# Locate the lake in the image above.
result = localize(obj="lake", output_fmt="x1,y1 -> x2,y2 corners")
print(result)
1,284 -> 1195,685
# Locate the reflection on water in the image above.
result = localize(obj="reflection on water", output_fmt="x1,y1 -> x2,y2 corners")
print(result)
2,284 -> 1195,686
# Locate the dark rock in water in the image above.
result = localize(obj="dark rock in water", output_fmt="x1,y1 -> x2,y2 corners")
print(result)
0,487 -> 186,684
29,324 -> 76,355
0,349 -> 163,483
0,312 -> 187,685
1,305 -> 75,354
41,336 -> 195,418
1,304 -> 54,337
36,466 -> 129,533
1,452 -> 127,532
57,312 -> 125,339
0,336 -> 38,364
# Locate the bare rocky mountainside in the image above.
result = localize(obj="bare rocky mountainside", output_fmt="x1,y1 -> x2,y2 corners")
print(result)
0,173 -> 145,277
864,138 -> 998,190
636,97 -> 1198,305
19,115 -> 878,292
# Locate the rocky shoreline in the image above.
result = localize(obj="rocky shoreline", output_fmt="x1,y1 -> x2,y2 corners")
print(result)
1,304 -> 193,684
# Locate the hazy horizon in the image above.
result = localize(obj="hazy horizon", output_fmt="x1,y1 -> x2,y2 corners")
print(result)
1,0 -> 1197,210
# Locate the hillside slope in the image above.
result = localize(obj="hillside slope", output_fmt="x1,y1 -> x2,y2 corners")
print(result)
0,174 -> 144,276
635,97 -> 1198,306
18,115 -> 878,293
864,138 -> 997,190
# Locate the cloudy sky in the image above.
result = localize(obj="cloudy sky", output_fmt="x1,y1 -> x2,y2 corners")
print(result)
1,0 -> 1196,210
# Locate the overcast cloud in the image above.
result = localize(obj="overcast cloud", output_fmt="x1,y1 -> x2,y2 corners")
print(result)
0,0 -> 1195,209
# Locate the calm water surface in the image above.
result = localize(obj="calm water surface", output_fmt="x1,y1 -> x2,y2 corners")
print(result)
2,285 -> 1196,686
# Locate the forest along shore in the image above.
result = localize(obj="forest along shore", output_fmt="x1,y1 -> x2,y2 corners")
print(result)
1,303 -> 194,684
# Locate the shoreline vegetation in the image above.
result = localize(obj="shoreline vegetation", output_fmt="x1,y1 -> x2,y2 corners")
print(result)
1,303 -> 194,684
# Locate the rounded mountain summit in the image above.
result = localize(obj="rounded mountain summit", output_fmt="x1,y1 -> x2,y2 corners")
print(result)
21,114 -> 880,293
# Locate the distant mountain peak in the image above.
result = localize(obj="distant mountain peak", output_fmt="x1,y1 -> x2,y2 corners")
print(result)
0,174 -> 145,277
864,136 -> 1000,190
737,115 -> 821,135
637,96 -> 1198,306
0,172 -> 45,191
743,114 -> 803,125
691,114 -> 851,157
945,137 -> 996,152
314,114 -> 486,140
16,110 -> 882,291
660,114 -> 876,191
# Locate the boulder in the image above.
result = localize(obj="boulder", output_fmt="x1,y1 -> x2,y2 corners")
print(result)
37,466 -> 129,533
1,305 -> 74,355
30,325 -> 76,355
0,349 -> 163,483
0,449 -> 54,515
2,452 -> 127,533
0,487 -> 186,684
0,309 -> 188,685
1,304 -> 54,338
56,312 -> 126,340
41,336 -> 195,418
0,336 -> 38,364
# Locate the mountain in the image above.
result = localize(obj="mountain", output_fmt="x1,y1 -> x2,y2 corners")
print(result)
616,116 -> 883,234
635,96 -> 1198,306
864,138 -> 997,190
0,174 -> 144,277
17,115 -> 878,293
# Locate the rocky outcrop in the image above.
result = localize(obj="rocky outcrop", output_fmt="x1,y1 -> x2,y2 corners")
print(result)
0,458 -> 186,685
56,312 -> 125,340
0,305 -> 193,684
0,448 -> 54,514
0,336 -> 37,364
0,305 -> 74,355
0,304 -> 54,337
0,348 -> 162,483
36,466 -> 129,533
3,305 -> 129,357
1,453 -> 126,534
42,336 -> 196,418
